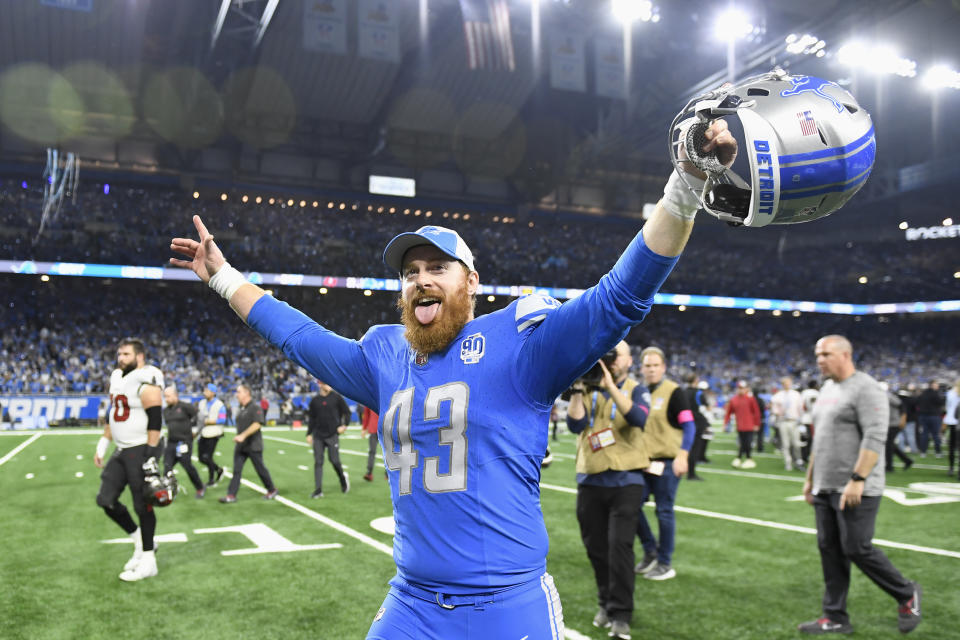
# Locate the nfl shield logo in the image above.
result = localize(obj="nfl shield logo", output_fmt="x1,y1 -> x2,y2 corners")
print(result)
460,333 -> 485,365
415,352 -> 428,366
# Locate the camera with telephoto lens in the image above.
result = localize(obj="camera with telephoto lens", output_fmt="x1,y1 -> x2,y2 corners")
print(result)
561,349 -> 618,400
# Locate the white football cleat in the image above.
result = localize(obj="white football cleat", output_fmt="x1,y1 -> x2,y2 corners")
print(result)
123,528 -> 144,572
119,551 -> 157,582
123,549 -> 142,573
123,538 -> 157,572
742,458 -> 757,469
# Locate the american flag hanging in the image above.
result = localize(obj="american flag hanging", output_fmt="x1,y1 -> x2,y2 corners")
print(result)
797,110 -> 818,136
459,0 -> 516,71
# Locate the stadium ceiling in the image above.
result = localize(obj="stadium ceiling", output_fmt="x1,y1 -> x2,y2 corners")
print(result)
0,0 -> 958,219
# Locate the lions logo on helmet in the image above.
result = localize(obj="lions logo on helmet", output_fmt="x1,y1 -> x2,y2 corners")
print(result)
669,68 -> 875,227
144,471 -> 179,507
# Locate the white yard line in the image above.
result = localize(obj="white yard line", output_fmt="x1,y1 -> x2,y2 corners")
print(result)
222,462 -> 589,639
224,470 -> 395,555
539,482 -> 960,559
0,433 -> 41,466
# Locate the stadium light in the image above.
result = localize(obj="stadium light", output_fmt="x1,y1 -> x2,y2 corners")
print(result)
241,195 -> 249,203
41,274 -> 50,282
612,0 -> 654,24
678,305 -> 686,311
858,276 -> 868,284
269,198 -> 276,205
299,200 -> 306,208
772,309 -> 782,317
898,221 -> 908,230
784,33 -> 825,56
922,64 -> 960,90
954,271 -> 960,279
256,196 -> 262,204
943,217 -> 953,226
287,199 -> 294,206
313,201 -> 318,207
220,193 -> 227,201
837,42 -> 917,77
487,295 -> 495,302
363,290 -> 372,297
792,310 -> 802,317
327,202 -> 334,209
193,191 -> 199,199
319,287 -> 328,294
463,214 -> 470,220
745,308 -> 755,315
713,8 -> 754,42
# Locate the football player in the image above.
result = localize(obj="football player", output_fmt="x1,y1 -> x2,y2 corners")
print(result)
172,120 -> 736,638
93,337 -> 165,582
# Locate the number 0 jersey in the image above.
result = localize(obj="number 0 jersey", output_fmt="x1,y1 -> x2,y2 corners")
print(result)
248,232 -> 678,593
108,365 -> 164,449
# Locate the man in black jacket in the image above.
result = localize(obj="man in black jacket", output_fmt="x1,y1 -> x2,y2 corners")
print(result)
683,374 -> 710,481
162,386 -> 206,498
307,381 -> 351,498
916,381 -> 945,458
219,384 -> 278,503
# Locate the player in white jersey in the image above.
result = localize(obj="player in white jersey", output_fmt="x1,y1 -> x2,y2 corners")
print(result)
93,338 -> 165,582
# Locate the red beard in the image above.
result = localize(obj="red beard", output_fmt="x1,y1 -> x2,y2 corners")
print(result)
398,283 -> 474,355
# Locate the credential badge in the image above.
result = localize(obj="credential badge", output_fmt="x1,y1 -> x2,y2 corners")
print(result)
460,332 -> 485,365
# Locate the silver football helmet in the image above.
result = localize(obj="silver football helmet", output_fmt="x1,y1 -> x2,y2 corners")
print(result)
669,68 -> 876,227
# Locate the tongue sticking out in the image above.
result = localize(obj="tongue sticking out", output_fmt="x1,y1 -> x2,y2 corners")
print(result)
415,302 -> 440,324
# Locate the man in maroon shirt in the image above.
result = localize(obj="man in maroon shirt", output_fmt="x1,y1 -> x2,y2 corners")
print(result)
724,381 -> 761,469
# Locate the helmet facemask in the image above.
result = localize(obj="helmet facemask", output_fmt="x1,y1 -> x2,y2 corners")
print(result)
669,69 -> 876,227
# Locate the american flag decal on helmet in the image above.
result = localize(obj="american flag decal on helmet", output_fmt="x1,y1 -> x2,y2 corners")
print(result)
797,110 -> 818,136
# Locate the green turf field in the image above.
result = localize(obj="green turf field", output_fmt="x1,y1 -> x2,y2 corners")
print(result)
1,427 -> 957,640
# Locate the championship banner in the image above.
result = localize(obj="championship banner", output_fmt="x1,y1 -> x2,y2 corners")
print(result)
594,36 -> 627,100
303,0 -> 348,55
358,0 -> 400,63
549,28 -> 586,93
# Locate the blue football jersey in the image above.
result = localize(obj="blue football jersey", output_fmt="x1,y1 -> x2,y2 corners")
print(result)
247,232 -> 679,593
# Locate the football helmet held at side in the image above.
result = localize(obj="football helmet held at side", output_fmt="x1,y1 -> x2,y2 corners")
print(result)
144,470 -> 179,507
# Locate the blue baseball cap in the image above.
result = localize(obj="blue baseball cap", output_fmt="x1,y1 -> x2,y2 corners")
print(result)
383,225 -> 475,273
206,383 -> 218,393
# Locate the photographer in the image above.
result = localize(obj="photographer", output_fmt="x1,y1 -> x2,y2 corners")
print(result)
566,341 -> 650,640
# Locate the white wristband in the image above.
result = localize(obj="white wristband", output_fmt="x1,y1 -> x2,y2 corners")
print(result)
207,263 -> 248,301
96,436 -> 110,459
661,169 -> 706,221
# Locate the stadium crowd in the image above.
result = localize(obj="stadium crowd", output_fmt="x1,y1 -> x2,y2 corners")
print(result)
2,277 -> 956,407
2,179 -> 958,304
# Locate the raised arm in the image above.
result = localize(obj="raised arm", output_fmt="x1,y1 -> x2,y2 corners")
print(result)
171,215 -> 377,409
170,215 -> 264,321
641,118 -> 737,257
